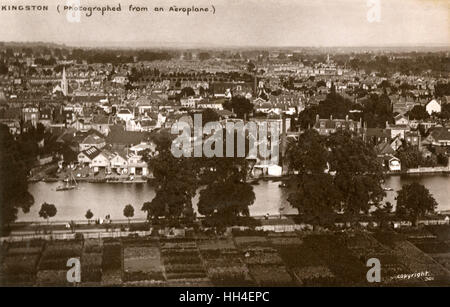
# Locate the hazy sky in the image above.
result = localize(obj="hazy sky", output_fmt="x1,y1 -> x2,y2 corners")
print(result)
0,0 -> 448,47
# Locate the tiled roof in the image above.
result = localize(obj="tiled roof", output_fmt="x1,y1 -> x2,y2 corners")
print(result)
429,127 -> 450,142
80,146 -> 102,160
106,126 -> 151,145
82,134 -> 105,145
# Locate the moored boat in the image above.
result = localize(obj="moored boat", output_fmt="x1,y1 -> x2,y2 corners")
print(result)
56,171 -> 78,191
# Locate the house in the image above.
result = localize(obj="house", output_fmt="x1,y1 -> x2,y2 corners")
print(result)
180,96 -> 202,108
404,131 -> 421,147
426,99 -> 441,115
129,142 -> 156,156
110,152 -> 128,174
375,142 -> 396,156
392,96 -> 417,115
22,105 -> 39,127
386,122 -> 410,140
127,118 -> 158,132
106,126 -> 152,149
79,134 -> 106,151
197,100 -> 224,110
386,155 -> 401,172
0,119 -> 21,135
91,115 -> 112,136
90,149 -> 114,172
39,108 -> 53,126
71,117 -> 92,132
127,153 -> 149,176
313,115 -> 362,136
112,74 -> 128,85
394,114 -> 409,125
364,128 -> 391,145
426,127 -> 450,147
390,136 -> 403,151
78,146 -> 102,165
116,108 -> 134,122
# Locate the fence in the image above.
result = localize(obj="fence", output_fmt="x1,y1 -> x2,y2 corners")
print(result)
0,230 -> 153,243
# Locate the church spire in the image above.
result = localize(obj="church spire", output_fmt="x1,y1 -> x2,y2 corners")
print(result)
61,66 -> 68,96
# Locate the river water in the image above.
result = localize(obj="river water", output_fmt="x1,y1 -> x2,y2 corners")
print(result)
17,174 -> 450,222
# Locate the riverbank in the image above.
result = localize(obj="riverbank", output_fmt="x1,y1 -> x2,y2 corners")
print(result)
5,211 -> 450,241
387,166 -> 450,176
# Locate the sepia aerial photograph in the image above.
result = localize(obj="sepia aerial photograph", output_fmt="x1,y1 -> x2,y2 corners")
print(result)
0,0 -> 449,292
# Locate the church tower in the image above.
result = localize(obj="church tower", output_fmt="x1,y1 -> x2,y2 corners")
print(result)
61,66 -> 68,96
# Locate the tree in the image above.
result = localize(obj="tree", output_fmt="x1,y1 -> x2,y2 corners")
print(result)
141,201 -> 155,221
407,105 -> 429,121
288,173 -> 340,228
360,94 -> 394,128
285,130 -> 328,174
145,133 -> 198,223
197,129 -> 255,226
180,87 -> 195,98
396,182 -> 437,226
297,106 -> 320,129
372,201 -> 393,229
223,96 -> 254,119
0,124 -> 34,229
198,172 -> 255,225
39,202 -> 57,225
396,144 -> 434,168
190,108 -> 220,127
437,103 -> 450,120
85,209 -> 93,225
285,130 -> 340,228
0,63 -> 8,75
246,61 -> 256,73
327,131 -> 385,222
123,204 -> 134,225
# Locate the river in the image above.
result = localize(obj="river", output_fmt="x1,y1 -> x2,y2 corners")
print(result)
17,174 -> 450,222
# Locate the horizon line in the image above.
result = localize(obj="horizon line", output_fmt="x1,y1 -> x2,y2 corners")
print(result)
1,40 -> 449,51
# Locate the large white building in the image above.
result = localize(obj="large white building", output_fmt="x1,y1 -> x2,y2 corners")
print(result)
426,99 -> 441,115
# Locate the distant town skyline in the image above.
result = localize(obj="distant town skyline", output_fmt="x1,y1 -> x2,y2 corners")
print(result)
0,0 -> 448,48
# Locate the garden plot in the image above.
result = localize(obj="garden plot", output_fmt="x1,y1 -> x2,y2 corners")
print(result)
198,238 -> 253,286
123,245 -> 164,282
233,236 -> 271,249
389,240 -> 450,285
345,233 -> 412,284
270,235 -> 335,286
1,254 -> 41,285
375,232 -> 450,283
303,234 -> 368,286
248,264 -> 293,286
101,239 -> 122,285
37,240 -> 83,286
0,240 -> 46,285
430,253 -> 450,271
160,239 -> 207,281
425,225 -> 450,241
36,270 -> 70,286
38,241 -> 83,270
409,238 -> 450,254
233,235 -> 294,286
81,239 -> 103,283
409,237 -> 450,273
